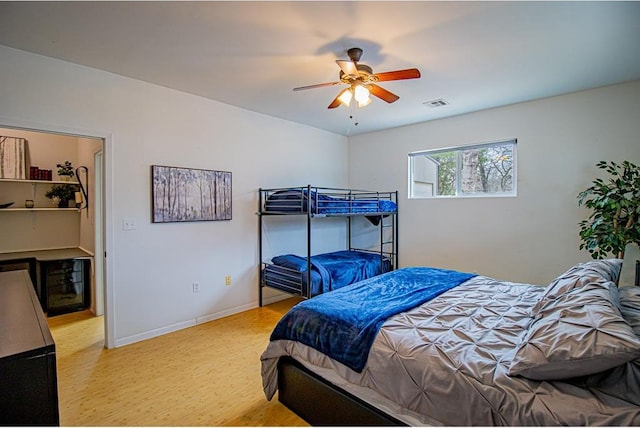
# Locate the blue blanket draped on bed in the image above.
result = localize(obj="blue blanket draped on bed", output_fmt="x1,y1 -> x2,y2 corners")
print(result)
264,188 -> 397,215
270,267 -> 477,372
270,250 -> 392,295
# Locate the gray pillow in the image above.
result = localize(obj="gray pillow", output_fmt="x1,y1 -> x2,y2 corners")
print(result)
509,281 -> 640,380
581,258 -> 623,283
531,259 -> 622,315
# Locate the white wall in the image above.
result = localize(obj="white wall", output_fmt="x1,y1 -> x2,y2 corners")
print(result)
349,80 -> 640,285
0,45 -> 347,347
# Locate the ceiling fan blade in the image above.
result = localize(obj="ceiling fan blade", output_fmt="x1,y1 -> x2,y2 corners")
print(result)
336,60 -> 358,77
368,84 -> 400,103
293,81 -> 341,91
372,68 -> 421,82
327,95 -> 342,109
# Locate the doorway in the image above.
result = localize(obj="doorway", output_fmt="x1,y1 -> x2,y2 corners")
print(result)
0,123 -> 110,347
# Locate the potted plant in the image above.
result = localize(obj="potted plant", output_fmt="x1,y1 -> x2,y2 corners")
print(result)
45,184 -> 77,208
56,161 -> 74,181
578,160 -> 640,259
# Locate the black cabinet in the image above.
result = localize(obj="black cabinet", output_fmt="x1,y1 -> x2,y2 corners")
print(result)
40,259 -> 90,316
0,270 -> 60,426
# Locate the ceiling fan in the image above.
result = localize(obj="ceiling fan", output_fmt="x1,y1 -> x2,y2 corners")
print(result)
293,47 -> 421,109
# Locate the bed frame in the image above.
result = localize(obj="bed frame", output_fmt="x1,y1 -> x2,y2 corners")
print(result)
257,185 -> 398,306
277,356 -> 407,426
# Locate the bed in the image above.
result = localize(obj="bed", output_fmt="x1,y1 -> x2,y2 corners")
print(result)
262,250 -> 393,298
257,186 -> 398,306
261,259 -> 640,425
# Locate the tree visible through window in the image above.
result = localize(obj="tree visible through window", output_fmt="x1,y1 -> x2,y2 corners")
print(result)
409,139 -> 516,198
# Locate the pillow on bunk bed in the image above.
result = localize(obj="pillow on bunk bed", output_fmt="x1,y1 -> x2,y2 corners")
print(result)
271,254 -> 308,272
264,189 -> 310,212
509,280 -> 640,380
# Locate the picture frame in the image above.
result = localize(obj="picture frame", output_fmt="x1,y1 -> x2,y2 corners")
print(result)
151,165 -> 232,223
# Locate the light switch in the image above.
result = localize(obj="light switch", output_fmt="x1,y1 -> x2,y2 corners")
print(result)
122,218 -> 137,230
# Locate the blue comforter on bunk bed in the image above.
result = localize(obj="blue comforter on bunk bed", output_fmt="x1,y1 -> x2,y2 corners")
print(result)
264,188 -> 397,215
269,250 -> 392,296
270,267 -> 477,372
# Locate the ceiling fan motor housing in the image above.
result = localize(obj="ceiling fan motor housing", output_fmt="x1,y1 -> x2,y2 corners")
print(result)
339,64 -> 375,84
347,47 -> 363,63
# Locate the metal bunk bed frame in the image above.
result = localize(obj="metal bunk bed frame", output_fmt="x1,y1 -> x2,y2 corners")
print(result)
257,185 -> 398,306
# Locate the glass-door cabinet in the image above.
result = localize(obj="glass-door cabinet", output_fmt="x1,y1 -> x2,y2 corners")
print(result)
40,258 -> 90,316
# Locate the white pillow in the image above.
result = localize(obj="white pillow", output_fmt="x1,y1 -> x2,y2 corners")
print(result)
509,281 -> 640,380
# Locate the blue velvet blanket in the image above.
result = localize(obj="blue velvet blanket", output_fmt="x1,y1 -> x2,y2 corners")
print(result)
270,250 -> 392,295
264,188 -> 397,215
270,267 -> 477,372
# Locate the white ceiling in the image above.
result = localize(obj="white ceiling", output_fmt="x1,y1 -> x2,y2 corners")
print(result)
1,1 -> 639,136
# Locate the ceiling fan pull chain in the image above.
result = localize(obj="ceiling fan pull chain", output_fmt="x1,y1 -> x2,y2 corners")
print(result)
349,102 -> 359,127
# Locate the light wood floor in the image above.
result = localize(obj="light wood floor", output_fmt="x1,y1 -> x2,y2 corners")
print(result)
47,298 -> 309,426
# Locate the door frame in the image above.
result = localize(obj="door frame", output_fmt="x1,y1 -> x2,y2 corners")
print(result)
0,117 -> 114,348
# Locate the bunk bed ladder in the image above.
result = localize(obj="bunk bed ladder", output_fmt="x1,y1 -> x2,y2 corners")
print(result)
380,213 -> 397,269
381,191 -> 398,269
305,185 -> 312,299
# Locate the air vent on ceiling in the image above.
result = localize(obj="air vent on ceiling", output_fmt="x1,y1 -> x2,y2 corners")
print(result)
423,99 -> 449,108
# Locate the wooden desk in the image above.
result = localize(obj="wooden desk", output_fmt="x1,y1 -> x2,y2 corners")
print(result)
0,247 -> 92,262
0,270 -> 60,426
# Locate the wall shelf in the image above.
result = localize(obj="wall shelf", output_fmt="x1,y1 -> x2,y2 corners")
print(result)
0,178 -> 79,185
0,178 -> 80,211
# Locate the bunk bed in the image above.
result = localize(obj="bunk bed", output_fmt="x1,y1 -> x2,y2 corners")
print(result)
257,186 -> 398,306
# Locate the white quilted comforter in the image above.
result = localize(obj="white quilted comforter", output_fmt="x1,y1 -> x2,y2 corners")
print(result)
261,275 -> 640,425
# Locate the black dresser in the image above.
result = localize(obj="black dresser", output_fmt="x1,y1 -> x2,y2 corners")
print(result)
0,270 -> 60,426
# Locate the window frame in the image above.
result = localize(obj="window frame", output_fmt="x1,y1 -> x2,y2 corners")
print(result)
408,139 -> 517,199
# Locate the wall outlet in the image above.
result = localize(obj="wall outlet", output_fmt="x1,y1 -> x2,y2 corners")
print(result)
192,282 -> 200,293
122,218 -> 137,230
225,276 -> 231,286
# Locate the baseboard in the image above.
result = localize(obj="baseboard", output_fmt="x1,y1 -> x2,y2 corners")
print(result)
196,302 -> 255,324
261,293 -> 294,306
113,294 -> 293,348
114,319 -> 196,347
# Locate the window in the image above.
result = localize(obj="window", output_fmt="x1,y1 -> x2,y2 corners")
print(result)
409,139 -> 516,198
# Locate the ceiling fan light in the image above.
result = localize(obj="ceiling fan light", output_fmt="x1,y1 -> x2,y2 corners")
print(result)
357,97 -> 372,108
337,88 -> 352,107
353,85 -> 370,104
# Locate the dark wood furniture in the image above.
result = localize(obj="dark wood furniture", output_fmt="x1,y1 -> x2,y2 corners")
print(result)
0,270 -> 60,426
277,356 -> 406,426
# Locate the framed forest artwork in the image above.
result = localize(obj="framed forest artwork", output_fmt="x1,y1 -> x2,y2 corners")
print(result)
152,165 -> 232,223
